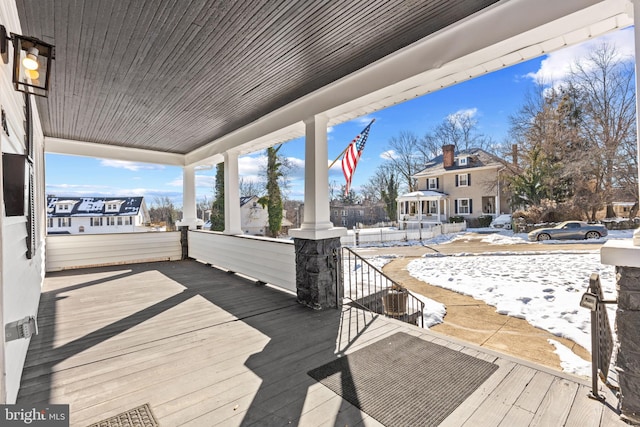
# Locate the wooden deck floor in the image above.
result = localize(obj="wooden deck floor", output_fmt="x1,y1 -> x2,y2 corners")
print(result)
18,260 -> 625,426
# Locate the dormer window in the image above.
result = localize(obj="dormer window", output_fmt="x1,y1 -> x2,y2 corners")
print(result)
458,157 -> 468,166
105,201 -> 123,212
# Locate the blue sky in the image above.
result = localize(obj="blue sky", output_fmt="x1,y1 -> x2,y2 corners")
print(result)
45,28 -> 634,207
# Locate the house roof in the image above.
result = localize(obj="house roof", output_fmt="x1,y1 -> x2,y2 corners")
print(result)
46,196 -> 144,217
397,190 -> 448,201
240,196 -> 260,207
13,1 -> 631,165
413,147 -> 505,178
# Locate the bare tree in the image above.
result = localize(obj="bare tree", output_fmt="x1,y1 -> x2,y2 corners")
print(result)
381,131 -> 422,193
427,110 -> 495,153
570,42 -> 637,218
239,178 -> 264,198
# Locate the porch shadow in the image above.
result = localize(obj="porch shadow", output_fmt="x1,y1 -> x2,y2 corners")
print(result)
18,260 -> 374,426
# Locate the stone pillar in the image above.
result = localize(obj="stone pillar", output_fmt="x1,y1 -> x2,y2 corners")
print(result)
294,237 -> 343,310
223,151 -> 242,235
602,241 -> 640,424
615,266 -> 640,424
179,226 -> 189,260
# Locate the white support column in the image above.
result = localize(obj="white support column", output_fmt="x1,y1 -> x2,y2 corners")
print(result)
290,115 -> 346,240
224,151 -> 242,235
176,164 -> 204,230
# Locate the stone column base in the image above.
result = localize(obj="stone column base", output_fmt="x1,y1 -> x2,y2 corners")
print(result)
616,266 -> 640,424
293,237 -> 343,310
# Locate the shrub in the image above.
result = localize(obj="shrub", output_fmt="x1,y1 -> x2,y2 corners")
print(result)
449,215 -> 464,223
478,215 -> 493,227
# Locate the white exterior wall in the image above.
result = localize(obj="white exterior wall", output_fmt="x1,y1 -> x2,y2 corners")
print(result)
240,198 -> 269,236
0,3 -> 47,403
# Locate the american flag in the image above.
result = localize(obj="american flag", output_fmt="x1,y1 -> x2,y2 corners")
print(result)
341,119 -> 375,195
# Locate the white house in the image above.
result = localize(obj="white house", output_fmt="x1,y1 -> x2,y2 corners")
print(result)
46,196 -> 150,234
207,196 -> 293,236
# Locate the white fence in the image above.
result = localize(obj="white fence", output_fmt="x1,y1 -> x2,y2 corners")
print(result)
45,232 -> 182,272
188,230 -> 296,294
341,222 -> 466,246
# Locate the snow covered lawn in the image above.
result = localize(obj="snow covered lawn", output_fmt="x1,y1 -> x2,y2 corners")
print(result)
362,229 -> 634,376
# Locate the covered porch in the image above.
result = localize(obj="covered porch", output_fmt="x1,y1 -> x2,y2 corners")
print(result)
397,190 -> 449,228
1,0 -> 640,423
19,260 -> 625,426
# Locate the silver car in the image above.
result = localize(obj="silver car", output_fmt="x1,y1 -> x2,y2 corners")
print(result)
528,221 -> 608,241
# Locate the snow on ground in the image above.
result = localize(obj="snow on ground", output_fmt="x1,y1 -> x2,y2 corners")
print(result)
364,229 -> 634,376
407,251 -> 615,353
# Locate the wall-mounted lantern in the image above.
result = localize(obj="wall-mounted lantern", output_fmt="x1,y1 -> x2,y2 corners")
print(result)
0,25 -> 54,97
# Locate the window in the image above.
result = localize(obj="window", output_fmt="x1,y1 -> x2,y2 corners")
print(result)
47,218 -> 53,228
90,217 -> 103,226
456,173 -> 470,187
458,157 -> 468,166
428,178 -> 438,190
117,217 -> 123,225
107,217 -> 115,226
428,201 -> 437,214
455,198 -> 472,215
342,210 -> 347,216
58,217 -> 71,227
124,216 -> 132,225
341,218 -> 347,226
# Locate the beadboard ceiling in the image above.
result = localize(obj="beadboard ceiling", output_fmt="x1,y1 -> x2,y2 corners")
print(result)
15,0 -> 498,154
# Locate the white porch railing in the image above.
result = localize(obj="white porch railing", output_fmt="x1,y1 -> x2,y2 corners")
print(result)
188,230 -> 296,294
45,232 -> 182,272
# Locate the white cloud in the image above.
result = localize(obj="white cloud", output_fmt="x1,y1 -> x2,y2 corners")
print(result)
447,108 -> 478,122
380,150 -> 396,160
527,27 -> 634,85
239,154 -> 266,180
356,115 -> 376,126
100,159 -> 165,171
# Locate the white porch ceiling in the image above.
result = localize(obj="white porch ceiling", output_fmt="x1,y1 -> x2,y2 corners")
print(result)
15,0 -> 633,166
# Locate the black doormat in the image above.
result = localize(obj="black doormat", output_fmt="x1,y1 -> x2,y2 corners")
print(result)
87,403 -> 158,427
308,332 -> 498,427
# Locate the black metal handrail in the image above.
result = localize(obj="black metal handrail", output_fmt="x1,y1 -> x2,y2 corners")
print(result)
341,247 -> 425,327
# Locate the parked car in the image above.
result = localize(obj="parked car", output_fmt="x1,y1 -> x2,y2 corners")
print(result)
490,214 -> 512,230
527,221 -> 608,241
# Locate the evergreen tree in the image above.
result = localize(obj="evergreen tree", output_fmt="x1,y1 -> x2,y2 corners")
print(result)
381,173 -> 399,221
210,163 -> 225,231
259,145 -> 284,237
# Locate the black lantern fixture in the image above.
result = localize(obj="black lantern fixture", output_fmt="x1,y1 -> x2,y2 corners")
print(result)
0,25 -> 54,97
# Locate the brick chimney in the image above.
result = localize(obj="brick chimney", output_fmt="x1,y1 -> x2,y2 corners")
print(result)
443,144 -> 455,168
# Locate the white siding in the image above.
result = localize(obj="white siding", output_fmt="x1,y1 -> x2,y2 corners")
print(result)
45,232 -> 182,272
188,231 -> 296,293
0,0 -> 49,403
